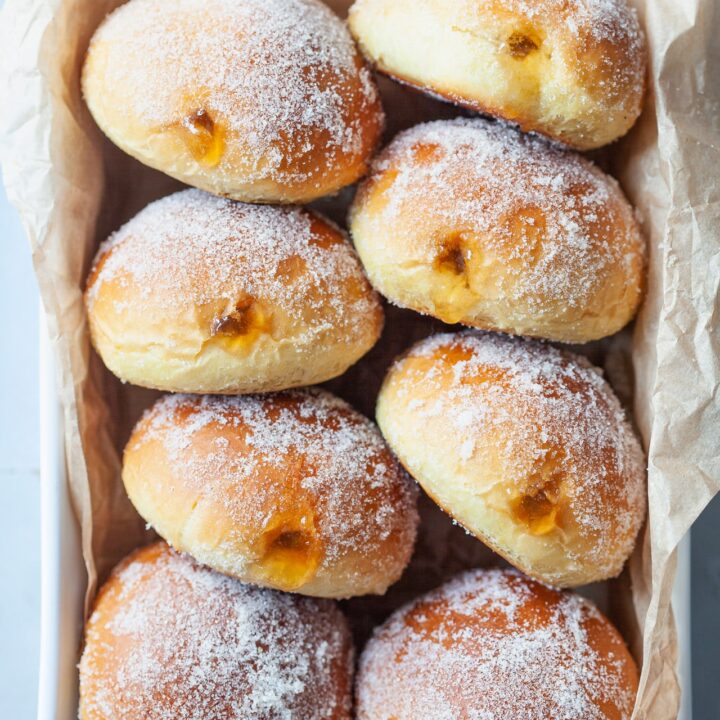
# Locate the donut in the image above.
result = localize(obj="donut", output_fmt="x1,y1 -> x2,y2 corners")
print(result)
348,0 -> 646,149
122,389 -> 419,598
79,542 -> 354,720
82,0 -> 384,203
349,118 -> 645,344
85,190 -> 383,394
356,568 -> 639,719
376,332 -> 646,587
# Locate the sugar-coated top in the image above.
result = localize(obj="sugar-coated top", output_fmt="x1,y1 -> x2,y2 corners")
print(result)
80,543 -> 352,720
358,117 -> 643,315
87,189 -> 378,347
352,0 -> 642,44
357,568 -> 638,719
130,389 -> 418,578
351,0 -> 645,103
497,0 -> 646,106
481,0 -> 645,50
384,331 -> 646,581
88,0 -> 380,183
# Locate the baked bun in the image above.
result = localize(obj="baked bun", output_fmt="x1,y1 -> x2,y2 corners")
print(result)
85,190 -> 383,394
348,0 -> 646,149
79,542 -> 353,720
376,332 -> 646,587
82,0 -> 384,203
350,119 -> 645,344
123,390 -> 419,598
356,568 -> 638,719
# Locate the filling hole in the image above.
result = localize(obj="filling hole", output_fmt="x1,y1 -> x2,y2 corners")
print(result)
435,236 -> 469,277
256,513 -> 321,590
178,107 -> 225,166
212,298 -> 257,337
512,473 -> 563,536
507,31 -> 540,59
183,107 -> 215,137
269,530 -> 314,554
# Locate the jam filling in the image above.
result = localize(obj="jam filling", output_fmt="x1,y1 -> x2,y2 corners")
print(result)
434,234 -> 470,278
255,512 -> 321,590
507,31 -> 540,59
179,107 -> 225,167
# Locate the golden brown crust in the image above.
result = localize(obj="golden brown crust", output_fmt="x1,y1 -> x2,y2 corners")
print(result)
79,542 -> 354,720
349,0 -> 647,150
376,332 -> 646,588
85,190 -> 383,394
122,390 -> 419,598
367,64 -> 612,150
356,568 -> 639,719
82,0 -> 384,203
350,118 -> 645,344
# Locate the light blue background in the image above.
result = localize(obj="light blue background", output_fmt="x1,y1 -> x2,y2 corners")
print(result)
0,183 -> 40,717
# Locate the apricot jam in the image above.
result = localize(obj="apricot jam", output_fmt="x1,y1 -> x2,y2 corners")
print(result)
209,298 -> 269,352
254,512 -> 321,590
178,107 -> 225,167
434,233 -> 472,278
429,232 -> 476,323
507,31 -> 540,59
511,473 -> 563,536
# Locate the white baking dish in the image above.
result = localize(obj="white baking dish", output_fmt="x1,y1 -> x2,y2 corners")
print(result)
37,321 -> 694,720
37,324 -> 83,720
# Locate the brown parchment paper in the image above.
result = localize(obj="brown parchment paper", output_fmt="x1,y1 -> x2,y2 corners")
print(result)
2,0 -> 719,717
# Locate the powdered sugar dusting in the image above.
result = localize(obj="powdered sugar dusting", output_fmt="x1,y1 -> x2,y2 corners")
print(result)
80,543 -> 353,720
353,0 -> 642,45
88,0 -> 381,184
352,0 -> 644,106
499,0 -> 646,104
87,189 -> 377,347
357,568 -> 637,719
489,0 -> 644,52
130,389 -> 418,584
386,332 -> 646,581
357,117 -> 643,314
